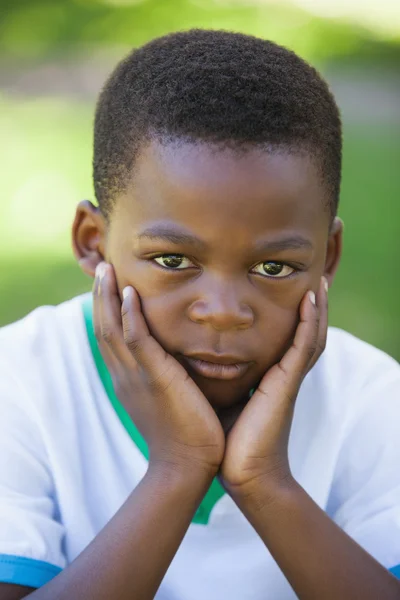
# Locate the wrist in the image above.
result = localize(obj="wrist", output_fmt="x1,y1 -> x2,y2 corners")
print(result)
144,459 -> 217,522
149,441 -> 222,481
148,456 -> 217,487
227,470 -> 299,513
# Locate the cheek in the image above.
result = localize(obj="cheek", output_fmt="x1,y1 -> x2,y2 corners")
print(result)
255,276 -> 314,364
278,308 -> 299,351
138,295 -> 182,350
256,302 -> 299,370
112,251 -> 302,364
111,256 -> 182,348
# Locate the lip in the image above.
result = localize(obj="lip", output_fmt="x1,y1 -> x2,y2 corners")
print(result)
182,353 -> 251,381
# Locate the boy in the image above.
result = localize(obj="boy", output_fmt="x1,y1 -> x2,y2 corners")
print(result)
0,29 -> 399,600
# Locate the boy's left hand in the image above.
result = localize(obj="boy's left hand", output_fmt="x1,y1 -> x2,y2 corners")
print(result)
220,276 -> 328,498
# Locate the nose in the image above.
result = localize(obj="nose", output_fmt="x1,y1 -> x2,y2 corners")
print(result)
187,278 -> 254,331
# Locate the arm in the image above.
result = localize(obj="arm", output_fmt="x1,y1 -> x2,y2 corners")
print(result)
233,478 -> 400,600
3,463 -> 212,600
0,263 -> 224,600
0,586 -> 35,600
220,277 -> 400,599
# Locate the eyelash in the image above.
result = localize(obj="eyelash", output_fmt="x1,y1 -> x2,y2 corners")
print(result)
151,254 -> 299,279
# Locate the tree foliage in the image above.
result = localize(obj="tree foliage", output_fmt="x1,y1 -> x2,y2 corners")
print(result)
1,0 -> 399,64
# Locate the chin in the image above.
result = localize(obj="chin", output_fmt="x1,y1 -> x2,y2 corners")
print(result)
191,374 -> 256,410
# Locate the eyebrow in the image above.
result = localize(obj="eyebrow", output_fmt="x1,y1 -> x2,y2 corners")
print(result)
137,226 -> 313,253
255,236 -> 314,253
137,226 -> 207,250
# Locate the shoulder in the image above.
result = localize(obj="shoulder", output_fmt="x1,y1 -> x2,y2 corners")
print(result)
0,293 -> 91,416
0,293 -> 89,363
318,326 -> 399,393
320,332 -> 400,568
0,293 -> 88,355
301,327 -> 399,430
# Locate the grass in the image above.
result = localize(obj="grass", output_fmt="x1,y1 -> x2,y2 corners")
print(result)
0,97 -> 399,360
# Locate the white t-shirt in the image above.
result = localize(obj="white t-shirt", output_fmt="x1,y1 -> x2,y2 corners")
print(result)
0,292 -> 399,598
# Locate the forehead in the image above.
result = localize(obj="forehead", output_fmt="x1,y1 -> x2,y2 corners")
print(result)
120,140 -> 330,239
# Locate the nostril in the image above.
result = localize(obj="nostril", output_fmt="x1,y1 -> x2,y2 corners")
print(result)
187,299 -> 254,330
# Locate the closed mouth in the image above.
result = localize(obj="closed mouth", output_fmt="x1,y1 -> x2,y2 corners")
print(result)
182,354 -> 251,380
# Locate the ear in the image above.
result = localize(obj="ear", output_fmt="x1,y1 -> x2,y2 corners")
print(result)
71,200 -> 107,278
324,217 -> 343,287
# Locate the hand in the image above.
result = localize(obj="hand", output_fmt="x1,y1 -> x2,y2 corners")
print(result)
93,262 -> 225,476
220,277 -> 328,495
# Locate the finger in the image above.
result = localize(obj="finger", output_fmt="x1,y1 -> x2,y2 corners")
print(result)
308,276 -> 329,370
121,285 -> 169,375
92,267 -> 118,370
276,286 -> 319,385
94,262 -> 130,368
92,266 -> 106,349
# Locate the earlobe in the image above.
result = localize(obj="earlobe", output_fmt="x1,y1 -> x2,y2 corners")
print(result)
78,255 -> 103,278
324,216 -> 343,286
71,200 -> 107,278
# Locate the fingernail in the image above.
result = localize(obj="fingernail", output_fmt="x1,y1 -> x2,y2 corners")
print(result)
309,291 -> 316,305
323,277 -> 329,293
123,286 -> 132,300
95,262 -> 106,281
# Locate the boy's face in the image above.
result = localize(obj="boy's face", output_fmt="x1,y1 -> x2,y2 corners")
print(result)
74,140 -> 342,410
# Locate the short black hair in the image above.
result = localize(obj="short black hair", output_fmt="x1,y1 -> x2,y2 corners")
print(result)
93,29 -> 342,219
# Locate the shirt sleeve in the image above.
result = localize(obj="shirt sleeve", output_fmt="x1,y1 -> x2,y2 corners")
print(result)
0,359 -> 66,588
326,357 -> 400,573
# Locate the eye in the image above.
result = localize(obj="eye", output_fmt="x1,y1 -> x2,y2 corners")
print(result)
153,254 -> 194,270
252,261 -> 295,278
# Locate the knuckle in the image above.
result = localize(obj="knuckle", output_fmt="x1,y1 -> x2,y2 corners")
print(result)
121,304 -> 129,320
307,336 -> 318,361
307,347 -> 315,362
124,330 -> 142,355
277,362 -> 290,380
101,326 -> 116,346
121,312 -> 142,356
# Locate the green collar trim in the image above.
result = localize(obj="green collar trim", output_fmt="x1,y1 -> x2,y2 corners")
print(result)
82,294 -> 225,524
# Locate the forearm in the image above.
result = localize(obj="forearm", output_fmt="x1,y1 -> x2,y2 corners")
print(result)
233,478 -> 400,600
26,463 -> 213,600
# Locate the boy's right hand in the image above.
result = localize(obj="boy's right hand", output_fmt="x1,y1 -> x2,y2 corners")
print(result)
93,262 -> 225,477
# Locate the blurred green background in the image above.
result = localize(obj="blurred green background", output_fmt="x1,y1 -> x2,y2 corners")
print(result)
1,0 -> 399,359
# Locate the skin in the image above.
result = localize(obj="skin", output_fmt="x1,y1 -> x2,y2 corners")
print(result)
2,140 -> 399,599
74,141 -> 342,410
